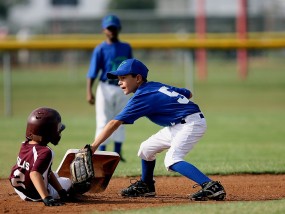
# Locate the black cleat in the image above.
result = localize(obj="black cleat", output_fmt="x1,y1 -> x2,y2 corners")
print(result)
120,156 -> 126,162
121,179 -> 156,197
189,181 -> 226,201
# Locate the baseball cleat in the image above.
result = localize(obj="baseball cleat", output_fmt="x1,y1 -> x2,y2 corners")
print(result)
121,179 -> 156,197
189,181 -> 226,201
120,156 -> 126,162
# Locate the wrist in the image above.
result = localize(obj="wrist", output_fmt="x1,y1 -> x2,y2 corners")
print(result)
58,189 -> 67,200
43,195 -> 65,206
43,196 -> 53,206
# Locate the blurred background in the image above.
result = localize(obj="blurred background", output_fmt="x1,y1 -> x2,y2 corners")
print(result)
0,0 -> 285,177
1,0 -> 285,116
0,0 -> 285,69
1,0 -> 285,34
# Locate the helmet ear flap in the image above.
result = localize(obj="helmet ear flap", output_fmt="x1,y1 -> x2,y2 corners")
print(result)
26,107 -> 65,145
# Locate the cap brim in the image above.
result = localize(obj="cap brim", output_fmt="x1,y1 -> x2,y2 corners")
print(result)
103,23 -> 120,29
107,70 -> 130,79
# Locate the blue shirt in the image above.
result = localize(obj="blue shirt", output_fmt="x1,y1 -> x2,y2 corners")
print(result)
115,81 -> 201,127
86,41 -> 133,81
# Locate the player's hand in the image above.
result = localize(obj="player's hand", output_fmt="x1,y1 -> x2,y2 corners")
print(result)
90,145 -> 96,154
43,196 -> 65,206
58,189 -> 68,201
87,93 -> 95,105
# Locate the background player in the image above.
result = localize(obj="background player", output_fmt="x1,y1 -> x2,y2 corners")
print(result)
9,107 -> 71,206
86,14 -> 133,162
89,58 -> 226,201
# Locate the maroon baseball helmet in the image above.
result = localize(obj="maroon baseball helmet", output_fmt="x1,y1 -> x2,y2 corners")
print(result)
26,107 -> 65,145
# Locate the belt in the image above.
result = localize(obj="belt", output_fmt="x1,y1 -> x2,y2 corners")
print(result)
181,113 -> 204,124
103,79 -> 119,86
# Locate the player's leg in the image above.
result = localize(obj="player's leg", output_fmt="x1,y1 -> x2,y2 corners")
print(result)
114,141 -> 126,161
165,114 -> 226,201
110,125 -> 125,160
13,188 -> 42,201
95,82 -> 111,150
48,173 -> 72,199
112,87 -> 129,160
121,127 -> 172,197
99,145 -> 106,151
165,119 -> 210,184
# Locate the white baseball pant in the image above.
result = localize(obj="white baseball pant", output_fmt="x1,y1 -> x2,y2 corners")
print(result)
14,173 -> 71,201
95,81 -> 129,145
138,112 -> 207,170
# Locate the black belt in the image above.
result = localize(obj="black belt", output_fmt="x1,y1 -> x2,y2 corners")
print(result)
103,79 -> 119,86
181,113 -> 204,124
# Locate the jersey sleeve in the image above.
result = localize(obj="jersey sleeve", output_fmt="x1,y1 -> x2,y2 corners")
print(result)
114,95 -> 151,124
86,46 -> 102,79
31,147 -> 53,174
168,85 -> 191,98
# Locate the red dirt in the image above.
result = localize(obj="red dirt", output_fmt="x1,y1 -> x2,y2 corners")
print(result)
1,174 -> 285,213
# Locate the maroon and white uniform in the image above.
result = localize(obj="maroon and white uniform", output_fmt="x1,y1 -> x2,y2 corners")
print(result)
9,141 -> 71,201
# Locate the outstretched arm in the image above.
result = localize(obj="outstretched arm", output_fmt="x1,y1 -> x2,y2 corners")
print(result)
90,119 -> 123,153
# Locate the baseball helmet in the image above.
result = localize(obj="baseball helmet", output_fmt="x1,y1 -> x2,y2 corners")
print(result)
26,107 -> 65,145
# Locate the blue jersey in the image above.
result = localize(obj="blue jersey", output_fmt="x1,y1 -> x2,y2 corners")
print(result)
115,81 -> 201,127
86,41 -> 133,81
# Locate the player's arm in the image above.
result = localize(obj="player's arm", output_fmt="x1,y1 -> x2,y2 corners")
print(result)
86,78 -> 95,104
30,171 -> 65,206
49,171 -> 64,192
169,85 -> 192,99
189,92 -> 193,99
91,119 -> 123,153
30,171 -> 49,199
86,47 -> 101,105
49,171 -> 68,201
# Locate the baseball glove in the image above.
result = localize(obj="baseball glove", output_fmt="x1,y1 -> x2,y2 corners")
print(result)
70,144 -> 95,194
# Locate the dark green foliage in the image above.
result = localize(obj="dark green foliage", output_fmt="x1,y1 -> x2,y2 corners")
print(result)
108,0 -> 156,10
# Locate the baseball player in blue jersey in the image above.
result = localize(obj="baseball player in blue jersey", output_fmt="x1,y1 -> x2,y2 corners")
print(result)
86,15 -> 133,162
90,58 -> 226,201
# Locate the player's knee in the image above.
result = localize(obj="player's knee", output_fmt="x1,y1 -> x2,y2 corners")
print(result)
137,142 -> 155,161
164,156 -> 171,169
58,177 -> 72,191
164,152 -> 183,170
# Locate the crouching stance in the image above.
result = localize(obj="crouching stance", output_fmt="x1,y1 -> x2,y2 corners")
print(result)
10,107 -> 72,206
90,59 -> 226,201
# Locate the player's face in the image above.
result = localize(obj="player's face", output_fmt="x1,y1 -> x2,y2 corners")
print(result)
118,74 -> 142,95
103,26 -> 119,42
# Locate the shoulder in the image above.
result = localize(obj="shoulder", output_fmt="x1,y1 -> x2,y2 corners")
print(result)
134,82 -> 160,96
118,41 -> 132,48
143,81 -> 164,89
34,144 -> 53,157
94,41 -> 107,51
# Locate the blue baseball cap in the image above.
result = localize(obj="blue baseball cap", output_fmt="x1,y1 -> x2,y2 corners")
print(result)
107,59 -> 149,79
102,15 -> 121,29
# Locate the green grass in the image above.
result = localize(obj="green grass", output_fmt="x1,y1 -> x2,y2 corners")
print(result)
1,56 -> 285,213
110,199 -> 285,214
0,57 -> 285,178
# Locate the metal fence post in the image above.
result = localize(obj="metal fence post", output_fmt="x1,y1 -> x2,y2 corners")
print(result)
3,52 -> 12,116
183,49 -> 194,99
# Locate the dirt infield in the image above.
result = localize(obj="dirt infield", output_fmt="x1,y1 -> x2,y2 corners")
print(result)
1,174 -> 285,213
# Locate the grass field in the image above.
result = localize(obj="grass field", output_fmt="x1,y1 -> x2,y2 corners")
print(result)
0,55 -> 285,213
114,199 -> 285,214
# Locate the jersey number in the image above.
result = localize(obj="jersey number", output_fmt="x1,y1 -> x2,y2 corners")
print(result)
11,169 -> 26,189
158,86 -> 189,104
